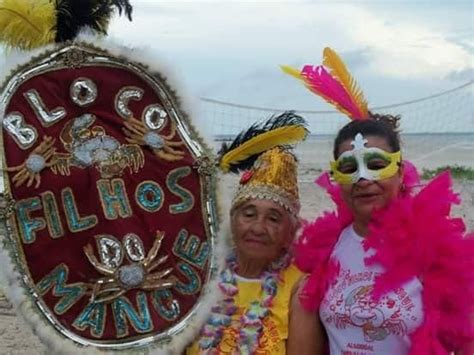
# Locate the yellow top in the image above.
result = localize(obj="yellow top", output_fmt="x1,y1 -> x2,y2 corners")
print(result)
187,264 -> 303,355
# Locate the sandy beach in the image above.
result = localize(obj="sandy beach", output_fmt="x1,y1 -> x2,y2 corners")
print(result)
1,134 -> 473,353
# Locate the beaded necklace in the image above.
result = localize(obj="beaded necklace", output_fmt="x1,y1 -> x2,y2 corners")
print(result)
199,253 -> 291,354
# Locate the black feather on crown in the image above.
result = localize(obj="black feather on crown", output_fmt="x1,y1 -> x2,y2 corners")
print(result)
218,111 -> 308,174
55,0 -> 133,43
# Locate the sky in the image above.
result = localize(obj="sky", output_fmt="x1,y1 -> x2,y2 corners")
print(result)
107,0 -> 474,112
0,0 -> 471,134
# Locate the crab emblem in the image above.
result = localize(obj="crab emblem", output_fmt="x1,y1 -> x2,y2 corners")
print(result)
123,116 -> 185,162
50,113 -> 145,178
84,231 -> 175,303
7,114 -> 144,187
7,135 -> 57,188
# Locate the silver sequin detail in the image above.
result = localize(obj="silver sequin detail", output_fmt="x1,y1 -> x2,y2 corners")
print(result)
24,90 -> 66,126
73,136 -> 120,166
72,113 -> 95,132
91,148 -> 110,162
25,154 -> 46,173
97,236 -> 123,269
70,78 -> 98,107
3,113 -> 37,148
143,104 -> 167,130
118,264 -> 145,288
144,132 -> 165,149
116,87 -> 144,119
123,233 -> 145,262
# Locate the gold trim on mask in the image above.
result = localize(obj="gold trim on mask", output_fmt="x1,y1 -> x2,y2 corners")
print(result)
330,134 -> 401,185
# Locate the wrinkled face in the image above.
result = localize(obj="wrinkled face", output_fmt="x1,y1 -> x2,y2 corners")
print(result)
337,135 -> 402,223
231,199 -> 295,263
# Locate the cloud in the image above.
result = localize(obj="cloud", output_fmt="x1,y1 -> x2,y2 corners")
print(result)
332,47 -> 374,72
444,28 -> 474,53
110,1 -> 472,82
345,11 -> 473,79
446,67 -> 474,81
104,0 -> 474,122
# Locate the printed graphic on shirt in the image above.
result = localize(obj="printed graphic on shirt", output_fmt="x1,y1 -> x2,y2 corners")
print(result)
321,268 -> 420,346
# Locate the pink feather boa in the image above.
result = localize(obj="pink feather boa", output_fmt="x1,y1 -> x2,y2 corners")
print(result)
295,161 -> 474,354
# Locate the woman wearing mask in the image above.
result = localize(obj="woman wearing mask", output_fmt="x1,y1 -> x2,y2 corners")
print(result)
284,48 -> 474,354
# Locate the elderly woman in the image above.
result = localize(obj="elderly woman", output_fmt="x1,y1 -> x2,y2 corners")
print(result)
285,48 -> 474,354
187,112 -> 323,354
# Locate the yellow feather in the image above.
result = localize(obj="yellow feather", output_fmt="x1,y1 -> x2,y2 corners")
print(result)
323,47 -> 369,118
280,65 -> 304,80
0,0 -> 56,50
220,126 -> 307,172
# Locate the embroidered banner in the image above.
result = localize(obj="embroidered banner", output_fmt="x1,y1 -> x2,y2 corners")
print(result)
0,43 -> 219,351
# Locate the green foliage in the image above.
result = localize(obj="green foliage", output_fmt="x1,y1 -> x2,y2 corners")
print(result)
421,165 -> 474,180
303,167 -> 323,174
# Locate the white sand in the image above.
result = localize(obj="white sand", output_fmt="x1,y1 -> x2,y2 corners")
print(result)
0,299 -> 43,354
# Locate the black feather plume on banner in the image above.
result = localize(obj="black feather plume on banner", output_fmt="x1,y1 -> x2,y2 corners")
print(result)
55,0 -> 133,43
218,111 -> 308,174
110,0 -> 133,20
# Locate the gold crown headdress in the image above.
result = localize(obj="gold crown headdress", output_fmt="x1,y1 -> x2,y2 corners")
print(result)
218,111 -> 309,216
281,47 -> 369,121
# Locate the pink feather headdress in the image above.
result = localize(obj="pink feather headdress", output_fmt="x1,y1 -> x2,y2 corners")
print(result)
282,47 -> 369,120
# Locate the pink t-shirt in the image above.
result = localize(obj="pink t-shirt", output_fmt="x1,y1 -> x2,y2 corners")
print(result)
320,225 -> 423,355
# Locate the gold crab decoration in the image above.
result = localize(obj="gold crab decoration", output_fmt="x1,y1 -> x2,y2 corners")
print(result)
6,114 -> 145,187
123,116 -> 185,162
7,136 -> 57,188
50,114 -> 144,178
84,231 -> 175,303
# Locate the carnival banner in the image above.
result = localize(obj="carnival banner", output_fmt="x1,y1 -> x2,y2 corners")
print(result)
0,41 -> 220,352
